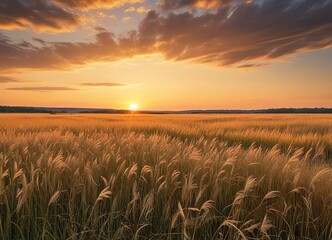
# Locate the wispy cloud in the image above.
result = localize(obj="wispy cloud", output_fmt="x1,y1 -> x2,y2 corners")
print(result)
6,87 -> 77,91
0,76 -> 21,83
0,0 -> 144,32
121,16 -> 132,22
125,6 -> 136,12
236,63 -> 268,69
136,6 -> 151,13
80,82 -> 128,87
94,26 -> 108,32
159,0 -> 232,10
125,6 -> 151,13
0,0 -> 78,32
53,0 -> 145,10
97,12 -> 116,19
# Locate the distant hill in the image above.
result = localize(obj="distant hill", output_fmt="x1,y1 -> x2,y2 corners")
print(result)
1,106 -> 332,114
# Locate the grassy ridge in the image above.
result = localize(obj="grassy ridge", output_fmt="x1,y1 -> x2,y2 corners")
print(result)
0,114 -> 331,239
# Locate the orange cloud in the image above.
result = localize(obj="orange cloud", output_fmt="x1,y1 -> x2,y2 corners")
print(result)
158,0 -> 234,10
97,12 -> 117,19
0,0 -> 78,32
0,76 -> 21,83
0,0 -> 144,32
6,87 -> 77,91
81,82 -> 127,86
136,6 -> 151,13
125,6 -> 151,13
125,6 -> 136,12
158,0 -> 258,10
1,0 -> 332,70
122,16 -> 132,22
53,0 -> 145,10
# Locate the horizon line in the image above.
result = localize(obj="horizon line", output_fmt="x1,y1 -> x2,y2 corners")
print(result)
1,105 -> 332,113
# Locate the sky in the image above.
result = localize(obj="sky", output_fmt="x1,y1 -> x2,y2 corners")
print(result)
0,0 -> 331,110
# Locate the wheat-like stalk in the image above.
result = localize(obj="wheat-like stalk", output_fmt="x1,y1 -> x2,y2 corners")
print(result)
0,114 -> 331,239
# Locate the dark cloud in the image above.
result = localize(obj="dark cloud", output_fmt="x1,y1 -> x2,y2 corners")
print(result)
0,0 -> 78,31
0,76 -> 21,83
236,63 -> 268,69
81,82 -> 127,86
6,87 -> 77,91
0,0 -> 332,69
33,38 -> 47,45
145,0 -> 332,66
0,0 -> 145,31
94,26 -> 108,32
53,0 -> 144,10
158,0 -> 238,10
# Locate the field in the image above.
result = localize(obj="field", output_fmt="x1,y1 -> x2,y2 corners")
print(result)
0,114 -> 332,239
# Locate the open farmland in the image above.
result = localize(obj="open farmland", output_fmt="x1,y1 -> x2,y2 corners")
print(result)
0,114 -> 332,239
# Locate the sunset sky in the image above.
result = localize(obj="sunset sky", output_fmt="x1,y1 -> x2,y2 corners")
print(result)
0,0 -> 331,110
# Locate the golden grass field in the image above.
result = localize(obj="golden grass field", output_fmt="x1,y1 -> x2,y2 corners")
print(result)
0,114 -> 332,239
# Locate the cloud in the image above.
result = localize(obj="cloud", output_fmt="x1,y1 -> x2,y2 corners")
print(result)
236,63 -> 268,69
97,12 -> 117,19
94,26 -> 108,32
142,0 -> 332,66
0,31 -> 136,70
0,0 -> 143,31
81,82 -> 128,86
139,6 -> 152,13
0,0 -> 332,70
53,0 -> 145,10
158,0 -> 235,10
0,0 -> 78,32
125,6 -> 151,13
122,16 -> 132,22
125,6 -> 136,12
136,6 -> 151,13
0,76 -> 21,83
6,87 -> 78,91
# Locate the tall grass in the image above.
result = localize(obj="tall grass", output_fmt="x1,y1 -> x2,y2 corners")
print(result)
0,114 -> 331,239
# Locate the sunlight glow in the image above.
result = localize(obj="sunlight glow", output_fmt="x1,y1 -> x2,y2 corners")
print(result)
129,104 -> 138,111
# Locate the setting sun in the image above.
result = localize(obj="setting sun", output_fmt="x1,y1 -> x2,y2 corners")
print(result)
129,104 -> 138,111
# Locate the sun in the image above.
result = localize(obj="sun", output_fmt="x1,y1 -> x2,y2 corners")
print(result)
129,104 -> 138,111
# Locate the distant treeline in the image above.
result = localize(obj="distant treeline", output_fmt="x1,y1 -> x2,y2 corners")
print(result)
0,106 -> 54,113
1,106 -> 332,114
179,108 -> 332,114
